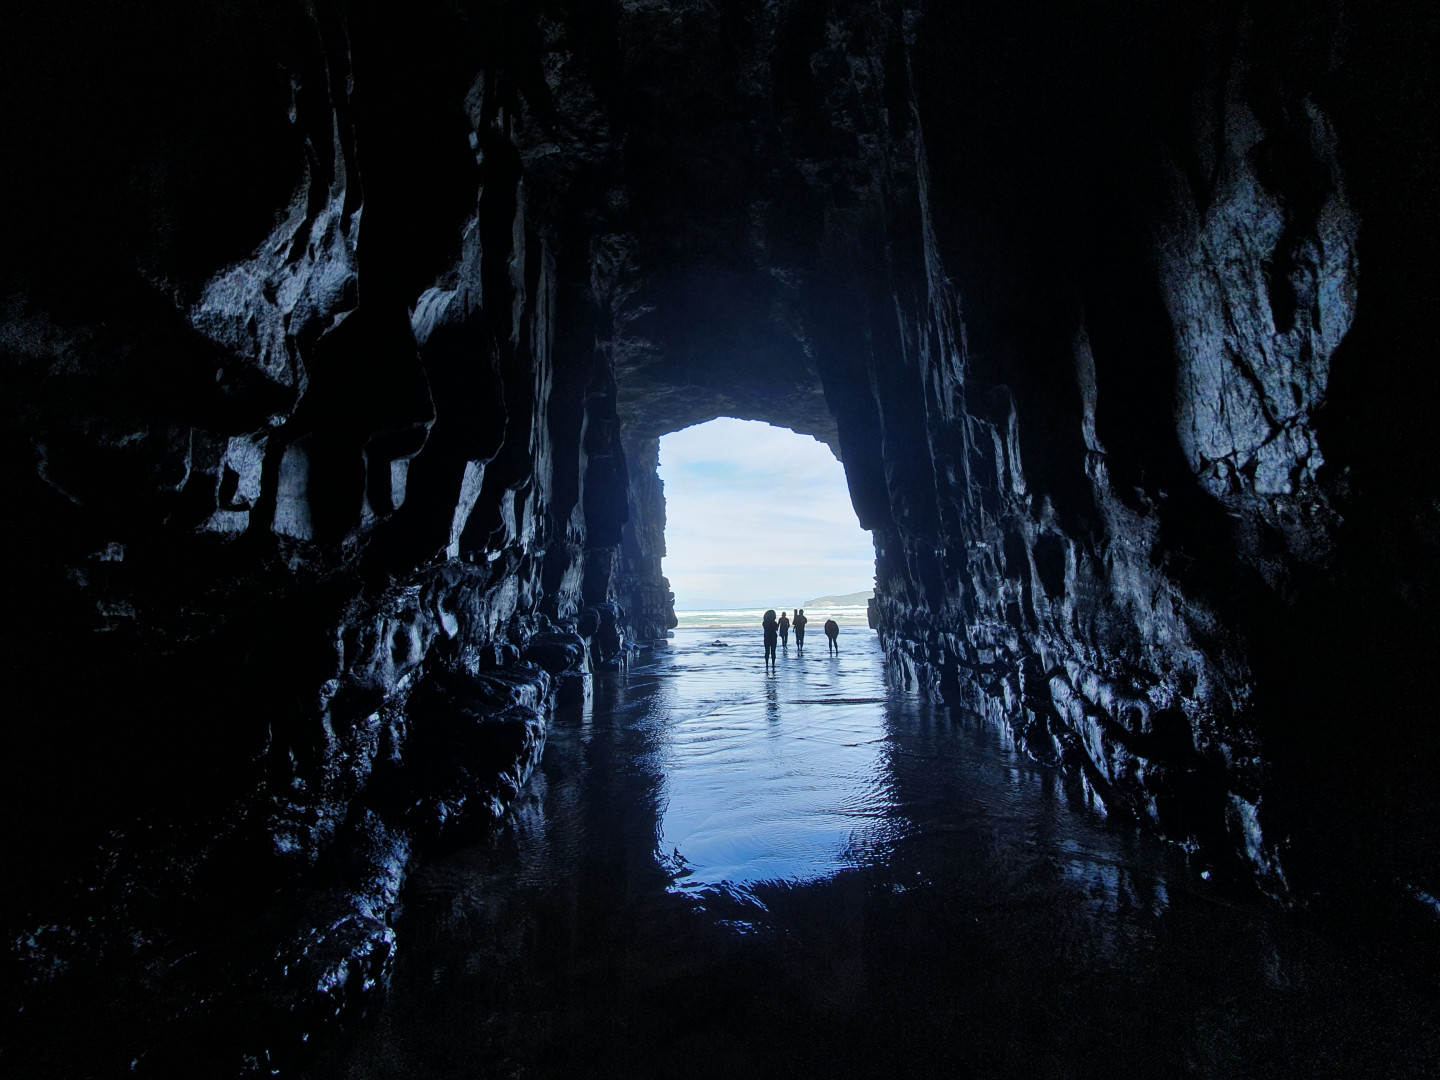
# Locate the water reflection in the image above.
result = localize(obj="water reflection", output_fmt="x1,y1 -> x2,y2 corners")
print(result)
653,633 -> 907,890
311,629 -> 1439,1080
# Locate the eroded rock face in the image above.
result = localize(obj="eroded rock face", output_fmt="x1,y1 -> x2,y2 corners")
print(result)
2,0 -> 1437,1069
836,3 -> 1431,905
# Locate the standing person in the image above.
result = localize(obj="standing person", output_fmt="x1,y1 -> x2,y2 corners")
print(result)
762,609 -> 779,669
824,618 -> 840,655
778,610 -> 790,647
793,608 -> 807,650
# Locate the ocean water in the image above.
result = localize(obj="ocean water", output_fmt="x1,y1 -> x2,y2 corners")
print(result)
674,604 -> 872,630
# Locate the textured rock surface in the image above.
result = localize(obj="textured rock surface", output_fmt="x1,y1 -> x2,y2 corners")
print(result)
2,0 -> 1437,1071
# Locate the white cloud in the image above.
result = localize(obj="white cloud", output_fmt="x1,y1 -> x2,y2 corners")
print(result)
658,418 -> 876,609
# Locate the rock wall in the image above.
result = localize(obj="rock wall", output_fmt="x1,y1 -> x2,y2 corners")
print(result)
2,0 -> 1437,1071
0,2 -> 664,1070
808,1 -> 1440,913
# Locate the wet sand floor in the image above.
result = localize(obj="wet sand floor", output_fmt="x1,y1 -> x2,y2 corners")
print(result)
312,629 -> 1439,1079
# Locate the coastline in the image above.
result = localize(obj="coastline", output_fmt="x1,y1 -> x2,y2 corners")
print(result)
673,605 -> 873,630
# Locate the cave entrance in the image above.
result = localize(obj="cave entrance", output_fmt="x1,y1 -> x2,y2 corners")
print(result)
656,417 -> 875,621
647,416 -> 886,887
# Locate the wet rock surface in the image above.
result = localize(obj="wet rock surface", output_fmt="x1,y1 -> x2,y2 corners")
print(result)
1,0 -> 1438,1072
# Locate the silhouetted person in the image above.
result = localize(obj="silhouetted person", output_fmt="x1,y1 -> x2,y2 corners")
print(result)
793,608 -> 807,649
824,618 -> 839,655
762,609 -> 779,669
778,610 -> 790,647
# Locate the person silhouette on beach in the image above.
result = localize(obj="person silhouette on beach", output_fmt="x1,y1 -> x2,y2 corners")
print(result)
824,618 -> 839,655
793,609 -> 807,650
762,609 -> 779,669
778,610 -> 790,647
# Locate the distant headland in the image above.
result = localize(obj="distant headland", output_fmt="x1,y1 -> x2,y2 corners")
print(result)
803,590 -> 874,607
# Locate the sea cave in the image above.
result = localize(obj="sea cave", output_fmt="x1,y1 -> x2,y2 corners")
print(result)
2,1 -> 1438,1076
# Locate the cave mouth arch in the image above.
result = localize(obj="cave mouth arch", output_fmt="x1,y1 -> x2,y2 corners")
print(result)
655,417 -> 876,614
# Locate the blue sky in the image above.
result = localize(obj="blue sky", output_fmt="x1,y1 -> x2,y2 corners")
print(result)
656,418 -> 876,610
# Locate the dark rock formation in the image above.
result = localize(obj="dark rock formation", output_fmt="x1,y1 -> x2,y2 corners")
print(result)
2,0 -> 1437,1071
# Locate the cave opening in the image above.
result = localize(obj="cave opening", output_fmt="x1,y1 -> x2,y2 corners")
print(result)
655,417 -> 875,615
638,416 -> 887,890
